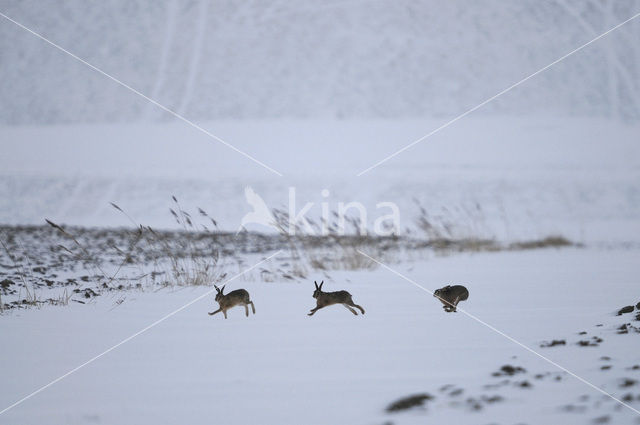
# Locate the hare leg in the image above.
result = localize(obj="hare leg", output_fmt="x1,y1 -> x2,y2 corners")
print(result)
223,310 -> 228,319
451,296 -> 460,312
244,304 -> 249,317
350,302 -> 365,314
342,304 -> 358,315
308,307 -> 320,316
208,308 -> 222,316
249,301 -> 256,314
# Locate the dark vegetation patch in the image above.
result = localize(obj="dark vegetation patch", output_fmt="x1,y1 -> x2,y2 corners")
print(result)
617,305 -> 635,315
619,378 -> 638,388
622,393 -> 636,402
577,336 -> 603,347
492,365 -> 526,377
386,393 -> 434,412
617,323 -> 640,334
530,372 -> 566,383
515,380 -> 532,389
74,288 -> 99,299
540,339 -> 566,348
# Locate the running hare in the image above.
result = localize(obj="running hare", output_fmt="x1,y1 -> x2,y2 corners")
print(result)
308,280 -> 365,316
208,285 -> 256,319
433,285 -> 469,312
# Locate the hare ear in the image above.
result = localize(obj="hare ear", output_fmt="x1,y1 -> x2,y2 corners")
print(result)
221,285 -> 226,294
214,285 -> 220,293
319,281 -> 324,290
314,281 -> 318,289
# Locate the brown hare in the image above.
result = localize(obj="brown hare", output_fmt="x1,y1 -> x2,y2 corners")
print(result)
208,285 -> 255,319
433,285 -> 469,312
308,280 -> 365,316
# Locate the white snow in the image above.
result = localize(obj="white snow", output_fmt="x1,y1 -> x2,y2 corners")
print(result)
1,117 -> 639,243
1,248 -> 639,424
1,1 -> 639,123
1,2 -> 639,423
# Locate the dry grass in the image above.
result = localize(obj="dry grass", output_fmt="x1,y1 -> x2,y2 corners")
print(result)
45,219 -> 110,280
0,197 -> 579,311
509,236 -> 573,250
111,198 -> 225,288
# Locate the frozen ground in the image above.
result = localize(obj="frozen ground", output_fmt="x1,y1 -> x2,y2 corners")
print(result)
1,116 -> 640,424
1,117 -> 640,243
1,247 -> 639,425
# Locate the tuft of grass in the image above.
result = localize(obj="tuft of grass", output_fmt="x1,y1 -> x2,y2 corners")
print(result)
49,288 -> 72,306
21,284 -> 40,307
110,199 -> 225,288
0,234 -> 32,289
45,218 -> 110,281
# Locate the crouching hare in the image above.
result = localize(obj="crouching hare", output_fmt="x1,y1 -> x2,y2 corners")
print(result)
208,285 -> 256,319
433,285 -> 469,312
308,280 -> 365,316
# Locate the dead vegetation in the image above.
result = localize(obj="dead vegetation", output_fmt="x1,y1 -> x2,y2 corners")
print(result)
0,198 -> 578,312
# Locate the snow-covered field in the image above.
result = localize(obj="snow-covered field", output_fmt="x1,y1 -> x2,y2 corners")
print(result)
2,117 -> 640,242
2,1 -> 640,423
1,247 -> 639,425
1,116 -> 640,425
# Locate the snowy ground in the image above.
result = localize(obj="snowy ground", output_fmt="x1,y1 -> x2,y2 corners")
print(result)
1,247 -> 639,425
2,117 -> 640,242
2,116 -> 640,424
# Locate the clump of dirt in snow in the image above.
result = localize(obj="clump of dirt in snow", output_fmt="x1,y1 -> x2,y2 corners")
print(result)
617,305 -> 635,315
540,339 -> 566,348
492,365 -> 526,377
386,393 -> 434,412
577,336 -> 603,347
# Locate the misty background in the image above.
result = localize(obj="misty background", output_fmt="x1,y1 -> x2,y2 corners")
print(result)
1,0 -> 639,124
1,0 -> 639,242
